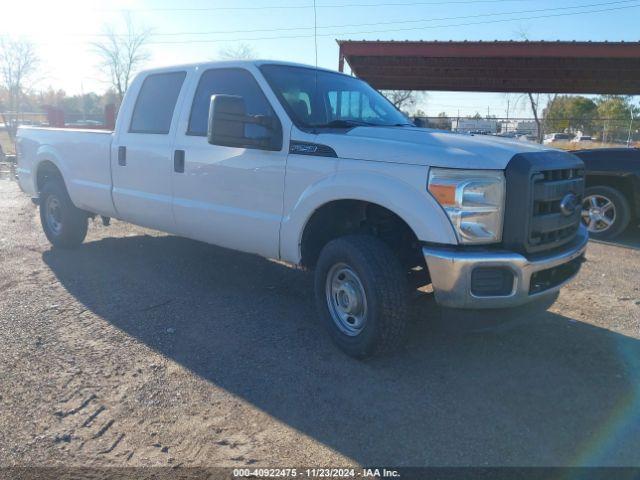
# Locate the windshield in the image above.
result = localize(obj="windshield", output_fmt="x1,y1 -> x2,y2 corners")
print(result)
260,64 -> 411,129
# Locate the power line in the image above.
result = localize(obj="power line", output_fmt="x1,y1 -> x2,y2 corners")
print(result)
4,2 -> 637,46
322,3 -> 640,38
145,3 -> 640,44
136,0 -> 640,37
90,0 -> 544,12
6,0 -> 637,40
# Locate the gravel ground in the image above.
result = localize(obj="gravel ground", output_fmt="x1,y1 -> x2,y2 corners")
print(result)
1,171 -> 639,468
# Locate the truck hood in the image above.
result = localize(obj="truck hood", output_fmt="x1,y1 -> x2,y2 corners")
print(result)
316,126 -> 555,170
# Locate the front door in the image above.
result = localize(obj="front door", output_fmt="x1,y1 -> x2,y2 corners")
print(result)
171,67 -> 289,258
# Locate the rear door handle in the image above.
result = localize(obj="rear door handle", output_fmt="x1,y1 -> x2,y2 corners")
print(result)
118,146 -> 126,166
174,150 -> 185,173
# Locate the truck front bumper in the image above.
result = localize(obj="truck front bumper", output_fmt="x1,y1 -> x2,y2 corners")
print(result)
422,225 -> 588,309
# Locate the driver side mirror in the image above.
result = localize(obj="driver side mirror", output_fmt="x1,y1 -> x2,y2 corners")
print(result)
207,94 -> 282,151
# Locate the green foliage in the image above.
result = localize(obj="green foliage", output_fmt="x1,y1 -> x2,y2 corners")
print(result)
22,87 -> 117,117
543,95 -> 638,142
544,95 -> 597,134
596,96 -> 639,142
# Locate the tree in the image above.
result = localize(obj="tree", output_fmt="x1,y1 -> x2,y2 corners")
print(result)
527,93 -> 546,143
380,90 -> 424,114
596,95 -> 638,143
37,87 -> 67,109
218,43 -> 257,60
0,38 -> 39,141
25,88 -> 118,123
433,111 -> 451,130
92,14 -> 150,104
507,92 -> 554,143
510,30 -> 554,143
544,95 -> 598,135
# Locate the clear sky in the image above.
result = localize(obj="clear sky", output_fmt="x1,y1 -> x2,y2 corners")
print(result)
3,0 -> 639,116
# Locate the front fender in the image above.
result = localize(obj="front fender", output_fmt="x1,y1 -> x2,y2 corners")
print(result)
280,167 -> 458,264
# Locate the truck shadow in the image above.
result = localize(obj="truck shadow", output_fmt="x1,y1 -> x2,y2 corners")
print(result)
590,224 -> 640,250
42,234 -> 640,466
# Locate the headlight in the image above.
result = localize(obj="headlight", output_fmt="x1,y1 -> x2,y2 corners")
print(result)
428,168 -> 505,244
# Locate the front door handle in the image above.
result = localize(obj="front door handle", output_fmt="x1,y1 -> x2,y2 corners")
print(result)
174,150 -> 185,173
118,146 -> 126,166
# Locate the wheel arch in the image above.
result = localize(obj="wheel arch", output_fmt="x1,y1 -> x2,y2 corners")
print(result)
35,159 -> 66,193
34,146 -> 68,195
280,170 -> 457,266
299,199 -> 423,270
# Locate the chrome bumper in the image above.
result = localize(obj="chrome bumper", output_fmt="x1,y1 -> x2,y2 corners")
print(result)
422,225 -> 588,309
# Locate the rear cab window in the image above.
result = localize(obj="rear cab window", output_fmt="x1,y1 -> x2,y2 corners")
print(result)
130,71 -> 187,134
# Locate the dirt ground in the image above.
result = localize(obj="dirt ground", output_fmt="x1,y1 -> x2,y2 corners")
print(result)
1,171 -> 639,469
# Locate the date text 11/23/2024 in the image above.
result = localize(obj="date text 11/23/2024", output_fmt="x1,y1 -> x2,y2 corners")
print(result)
233,468 -> 400,478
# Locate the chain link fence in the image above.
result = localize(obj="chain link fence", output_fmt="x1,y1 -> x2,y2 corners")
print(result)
413,116 -> 639,147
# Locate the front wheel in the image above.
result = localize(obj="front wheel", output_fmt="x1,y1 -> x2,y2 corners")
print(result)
581,186 -> 630,240
314,235 -> 410,359
39,180 -> 88,248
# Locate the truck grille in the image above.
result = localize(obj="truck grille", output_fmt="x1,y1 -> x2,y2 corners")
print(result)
529,167 -> 584,251
503,152 -> 585,255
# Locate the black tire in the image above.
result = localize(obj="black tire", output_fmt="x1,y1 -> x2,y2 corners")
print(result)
582,186 -> 631,240
314,234 -> 410,359
39,179 -> 88,248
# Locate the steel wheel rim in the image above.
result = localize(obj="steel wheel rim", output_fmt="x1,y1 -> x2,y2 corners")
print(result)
45,195 -> 63,236
581,194 -> 616,233
325,263 -> 368,337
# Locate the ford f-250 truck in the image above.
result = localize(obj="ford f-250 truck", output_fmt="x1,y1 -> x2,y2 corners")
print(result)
16,61 -> 588,358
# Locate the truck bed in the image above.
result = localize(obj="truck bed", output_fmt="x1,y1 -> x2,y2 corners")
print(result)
17,126 -> 117,218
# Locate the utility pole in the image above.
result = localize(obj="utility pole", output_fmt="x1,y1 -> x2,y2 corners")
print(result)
81,82 -> 86,122
627,109 -> 634,147
506,98 -> 510,134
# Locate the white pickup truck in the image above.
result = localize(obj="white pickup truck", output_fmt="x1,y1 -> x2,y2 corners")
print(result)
17,60 -> 588,358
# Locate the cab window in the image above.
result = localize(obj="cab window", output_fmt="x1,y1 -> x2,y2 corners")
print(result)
129,71 -> 186,134
188,68 -> 277,137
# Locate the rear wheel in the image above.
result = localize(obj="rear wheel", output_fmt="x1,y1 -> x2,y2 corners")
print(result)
581,186 -> 630,240
39,180 -> 88,248
314,234 -> 410,358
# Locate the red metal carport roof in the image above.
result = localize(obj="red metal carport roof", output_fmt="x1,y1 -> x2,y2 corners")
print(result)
337,40 -> 640,94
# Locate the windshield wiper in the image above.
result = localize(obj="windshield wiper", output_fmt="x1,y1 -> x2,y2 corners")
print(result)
309,119 -> 413,129
309,119 -> 370,128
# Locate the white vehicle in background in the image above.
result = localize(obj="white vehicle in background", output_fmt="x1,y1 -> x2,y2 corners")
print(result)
544,133 -> 571,144
571,134 -> 593,145
517,134 -> 538,143
16,60 -> 588,358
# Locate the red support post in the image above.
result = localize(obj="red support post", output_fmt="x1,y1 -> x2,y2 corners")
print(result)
44,106 -> 65,128
104,104 -> 116,130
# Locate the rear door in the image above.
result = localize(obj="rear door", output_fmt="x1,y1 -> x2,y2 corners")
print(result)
111,70 -> 187,233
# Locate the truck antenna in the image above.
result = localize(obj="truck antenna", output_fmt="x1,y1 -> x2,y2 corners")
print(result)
313,0 -> 318,69
313,0 -> 319,126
